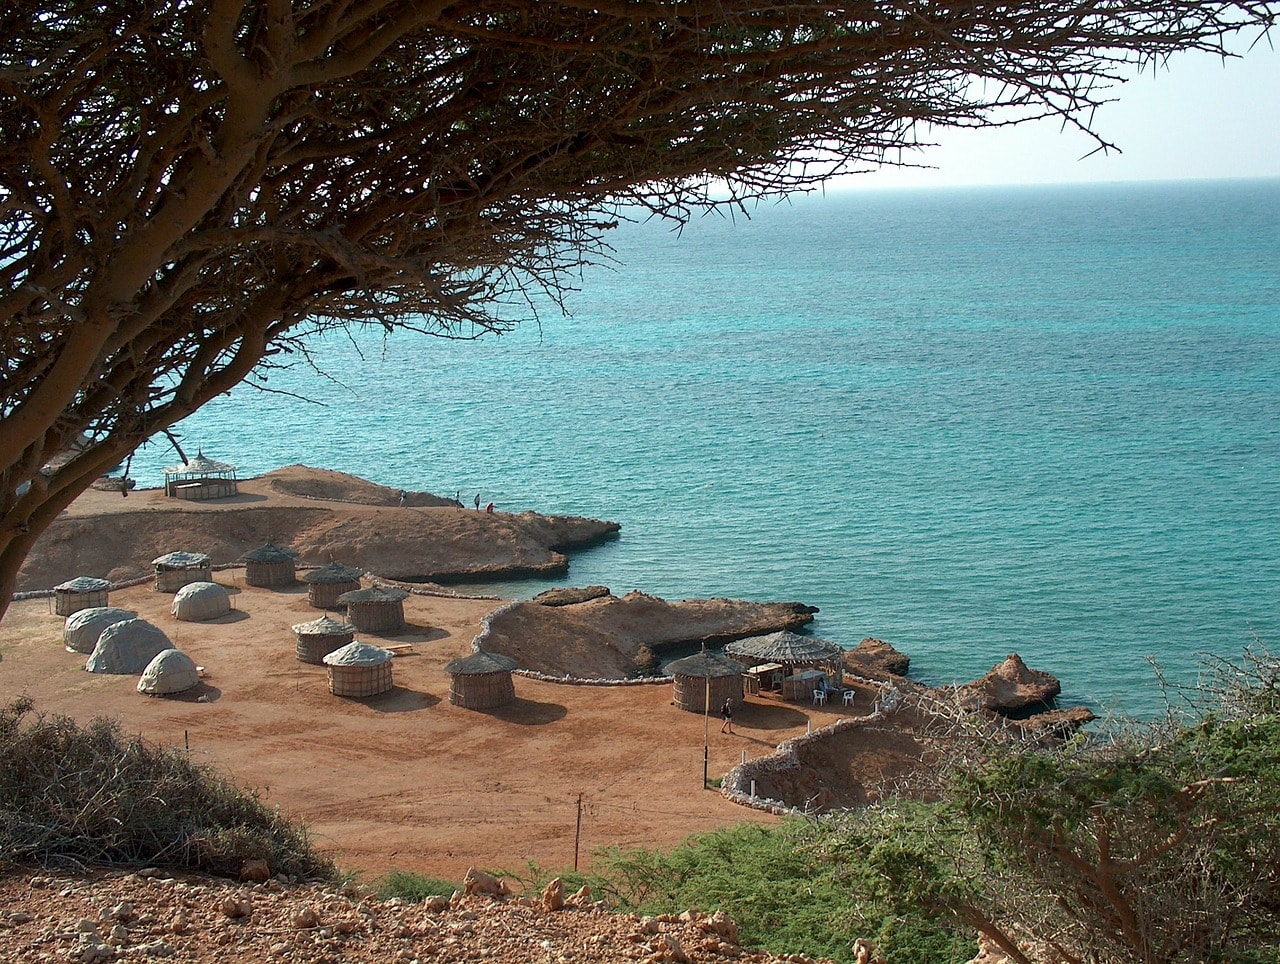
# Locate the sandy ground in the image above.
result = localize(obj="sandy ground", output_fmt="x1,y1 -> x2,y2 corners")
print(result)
1,470 -> 885,882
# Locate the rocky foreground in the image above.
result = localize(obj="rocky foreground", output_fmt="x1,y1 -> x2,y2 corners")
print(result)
0,867 -> 847,964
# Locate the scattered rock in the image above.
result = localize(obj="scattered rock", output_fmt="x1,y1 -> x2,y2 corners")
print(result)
955,653 -> 1061,716
541,877 -> 565,912
531,585 -> 613,607
240,859 -> 271,883
462,867 -> 507,898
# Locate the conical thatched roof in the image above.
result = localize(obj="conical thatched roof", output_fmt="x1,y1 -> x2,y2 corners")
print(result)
152,550 -> 212,569
291,614 -> 355,636
337,586 -> 408,605
724,630 -> 843,664
64,606 -> 137,654
137,649 -> 200,696
300,562 -> 364,584
322,640 -> 392,667
164,452 -> 236,475
445,651 -> 519,675
666,650 -> 747,679
55,576 -> 112,593
86,618 -> 171,674
239,543 -> 299,563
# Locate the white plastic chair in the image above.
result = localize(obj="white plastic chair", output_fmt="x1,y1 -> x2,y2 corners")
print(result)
812,688 -> 827,705
842,689 -> 855,707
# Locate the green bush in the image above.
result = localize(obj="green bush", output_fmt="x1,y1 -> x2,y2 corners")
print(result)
374,869 -> 460,902
0,697 -> 336,881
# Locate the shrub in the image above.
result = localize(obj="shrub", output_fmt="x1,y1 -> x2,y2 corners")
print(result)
0,697 -> 336,881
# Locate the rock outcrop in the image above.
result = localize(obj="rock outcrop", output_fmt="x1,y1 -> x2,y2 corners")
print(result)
953,653 -> 1062,716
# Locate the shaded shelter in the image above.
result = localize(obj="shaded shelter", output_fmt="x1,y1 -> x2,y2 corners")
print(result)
444,651 -> 519,709
64,606 -> 137,654
163,451 -> 238,500
291,614 -> 356,665
171,581 -> 232,621
300,563 -> 363,609
85,618 -> 171,674
667,649 -> 747,714
152,550 -> 212,592
239,543 -> 299,587
137,649 -> 200,696
725,631 -> 844,695
337,585 -> 408,633
53,576 -> 111,616
323,640 -> 394,698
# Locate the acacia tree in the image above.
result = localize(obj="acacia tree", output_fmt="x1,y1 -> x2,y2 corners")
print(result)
1,0 -> 1275,619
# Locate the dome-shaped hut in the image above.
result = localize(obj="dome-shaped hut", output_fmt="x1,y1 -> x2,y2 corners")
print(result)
322,640 -> 394,698
667,649 -> 747,714
171,581 -> 232,621
291,614 -> 356,665
300,563 -> 363,609
86,618 -> 171,675
163,451 -> 238,500
64,606 -> 138,654
239,543 -> 299,587
337,585 -> 408,633
153,550 -> 213,592
137,649 -> 200,696
444,651 -> 519,709
53,576 -> 112,616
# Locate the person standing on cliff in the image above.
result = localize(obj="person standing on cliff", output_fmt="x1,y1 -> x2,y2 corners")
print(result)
720,697 -> 734,734
474,493 -> 481,510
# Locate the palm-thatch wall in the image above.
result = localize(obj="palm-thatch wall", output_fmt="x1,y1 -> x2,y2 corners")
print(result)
152,551 -> 213,592
300,563 -> 364,609
444,651 -> 519,709
239,543 -> 299,587
337,586 -> 408,633
170,581 -> 232,621
53,576 -> 111,616
323,640 -> 393,697
163,452 -> 238,500
667,650 -> 747,713
63,607 -> 137,654
291,614 -> 356,665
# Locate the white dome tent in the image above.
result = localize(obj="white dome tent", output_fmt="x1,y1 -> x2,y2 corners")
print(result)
85,618 -> 171,675
63,607 -> 137,654
171,581 -> 232,621
137,649 -> 201,696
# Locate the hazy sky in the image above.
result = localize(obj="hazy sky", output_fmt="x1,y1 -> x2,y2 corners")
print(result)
842,40 -> 1280,189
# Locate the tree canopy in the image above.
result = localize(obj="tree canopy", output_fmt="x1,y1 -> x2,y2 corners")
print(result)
1,0 -> 1275,618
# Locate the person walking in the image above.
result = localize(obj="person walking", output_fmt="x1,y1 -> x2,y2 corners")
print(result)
719,697 -> 734,734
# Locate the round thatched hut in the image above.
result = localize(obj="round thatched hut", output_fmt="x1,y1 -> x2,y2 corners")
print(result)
64,606 -> 137,654
239,543 -> 299,587
667,649 -> 747,713
300,563 -> 363,609
171,581 -> 232,621
444,651 -> 519,709
53,576 -> 112,616
153,551 -> 213,592
137,649 -> 201,696
337,585 -> 408,633
291,614 -> 356,665
322,640 -> 394,698
163,451 -> 238,500
86,618 -> 171,675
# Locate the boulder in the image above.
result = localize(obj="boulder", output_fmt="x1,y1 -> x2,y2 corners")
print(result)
956,653 -> 1061,716
531,586 -> 613,607
843,637 -> 910,678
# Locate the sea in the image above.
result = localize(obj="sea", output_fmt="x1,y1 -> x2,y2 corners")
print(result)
124,178 -> 1280,719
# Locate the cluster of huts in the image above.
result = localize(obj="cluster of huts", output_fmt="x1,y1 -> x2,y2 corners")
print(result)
53,534 -> 523,710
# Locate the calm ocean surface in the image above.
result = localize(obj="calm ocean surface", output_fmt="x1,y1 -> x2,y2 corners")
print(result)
128,179 -> 1280,718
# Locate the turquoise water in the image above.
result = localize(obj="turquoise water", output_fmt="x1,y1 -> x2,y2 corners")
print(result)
128,179 -> 1280,717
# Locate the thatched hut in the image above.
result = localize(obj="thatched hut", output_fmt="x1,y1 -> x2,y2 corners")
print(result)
322,640 -> 394,698
725,630 -> 845,697
171,581 -> 232,621
137,649 -> 200,696
291,614 -> 356,665
667,649 -> 747,714
163,451 -> 238,500
300,563 -> 363,609
444,651 -> 519,709
53,576 -> 112,616
239,543 -> 299,587
337,585 -> 408,633
85,618 -> 171,674
153,550 -> 213,592
64,606 -> 137,654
